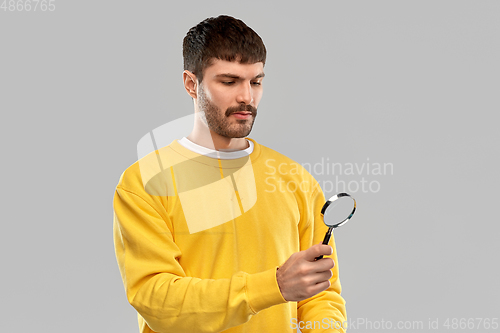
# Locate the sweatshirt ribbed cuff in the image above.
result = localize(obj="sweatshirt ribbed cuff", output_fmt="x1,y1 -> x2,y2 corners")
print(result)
246,266 -> 287,314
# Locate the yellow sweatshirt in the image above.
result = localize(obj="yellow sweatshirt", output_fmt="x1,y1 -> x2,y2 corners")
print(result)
113,138 -> 347,333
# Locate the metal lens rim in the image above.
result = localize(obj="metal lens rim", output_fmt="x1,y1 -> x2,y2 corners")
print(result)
321,192 -> 357,228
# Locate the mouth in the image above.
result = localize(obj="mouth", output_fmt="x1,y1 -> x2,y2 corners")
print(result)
231,111 -> 252,119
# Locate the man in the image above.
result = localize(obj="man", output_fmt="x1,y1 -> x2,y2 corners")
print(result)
113,15 -> 347,333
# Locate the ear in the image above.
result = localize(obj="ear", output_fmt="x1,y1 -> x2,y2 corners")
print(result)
183,70 -> 198,99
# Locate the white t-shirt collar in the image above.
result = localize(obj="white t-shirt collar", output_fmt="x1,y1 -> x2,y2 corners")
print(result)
177,137 -> 254,160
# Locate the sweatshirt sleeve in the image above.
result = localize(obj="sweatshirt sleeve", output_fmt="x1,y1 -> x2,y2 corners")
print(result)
296,185 -> 348,333
113,185 -> 287,333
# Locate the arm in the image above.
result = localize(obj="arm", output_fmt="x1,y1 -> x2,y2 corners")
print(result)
296,186 -> 348,333
113,185 -> 286,333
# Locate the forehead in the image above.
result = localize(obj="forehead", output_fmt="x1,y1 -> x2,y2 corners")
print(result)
204,59 -> 264,79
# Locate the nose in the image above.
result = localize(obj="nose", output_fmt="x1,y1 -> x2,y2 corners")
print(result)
236,81 -> 253,105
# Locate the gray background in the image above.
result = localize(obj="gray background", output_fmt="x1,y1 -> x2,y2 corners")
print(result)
1,0 -> 499,332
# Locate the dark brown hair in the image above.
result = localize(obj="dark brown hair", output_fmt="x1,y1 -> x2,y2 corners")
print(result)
183,15 -> 266,82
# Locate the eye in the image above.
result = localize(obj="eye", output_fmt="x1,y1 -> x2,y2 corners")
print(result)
222,81 -> 235,85
252,81 -> 262,86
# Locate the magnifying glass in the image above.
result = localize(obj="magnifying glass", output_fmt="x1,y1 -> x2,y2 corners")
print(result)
315,193 -> 356,260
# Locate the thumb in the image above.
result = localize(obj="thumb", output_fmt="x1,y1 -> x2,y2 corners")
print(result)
304,244 -> 333,261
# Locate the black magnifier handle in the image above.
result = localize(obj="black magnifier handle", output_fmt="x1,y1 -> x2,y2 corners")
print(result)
315,227 -> 333,260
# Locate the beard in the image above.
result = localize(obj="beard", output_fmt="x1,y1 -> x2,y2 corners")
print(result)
197,85 -> 258,138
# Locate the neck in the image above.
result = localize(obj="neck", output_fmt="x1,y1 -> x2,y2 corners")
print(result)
187,119 -> 249,151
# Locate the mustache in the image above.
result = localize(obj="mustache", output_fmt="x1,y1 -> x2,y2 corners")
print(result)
225,105 -> 258,117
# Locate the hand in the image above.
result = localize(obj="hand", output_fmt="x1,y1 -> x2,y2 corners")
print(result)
276,244 -> 335,302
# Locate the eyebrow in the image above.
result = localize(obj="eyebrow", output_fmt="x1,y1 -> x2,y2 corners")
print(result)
215,72 -> 265,80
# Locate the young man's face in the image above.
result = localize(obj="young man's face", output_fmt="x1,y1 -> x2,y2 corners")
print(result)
196,59 -> 264,139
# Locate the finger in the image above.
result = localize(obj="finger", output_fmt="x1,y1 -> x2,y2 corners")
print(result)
308,280 -> 331,297
308,258 -> 334,276
304,244 -> 333,262
308,270 -> 333,286
299,260 -> 334,282
317,257 -> 335,271
319,270 -> 334,284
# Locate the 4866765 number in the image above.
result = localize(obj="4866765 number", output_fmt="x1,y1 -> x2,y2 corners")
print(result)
1,0 -> 56,11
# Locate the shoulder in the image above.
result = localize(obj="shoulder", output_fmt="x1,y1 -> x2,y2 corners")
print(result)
251,139 -> 321,194
253,139 -> 313,175
115,141 -> 181,196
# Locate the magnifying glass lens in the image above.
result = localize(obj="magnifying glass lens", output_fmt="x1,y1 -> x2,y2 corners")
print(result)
324,195 -> 355,228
